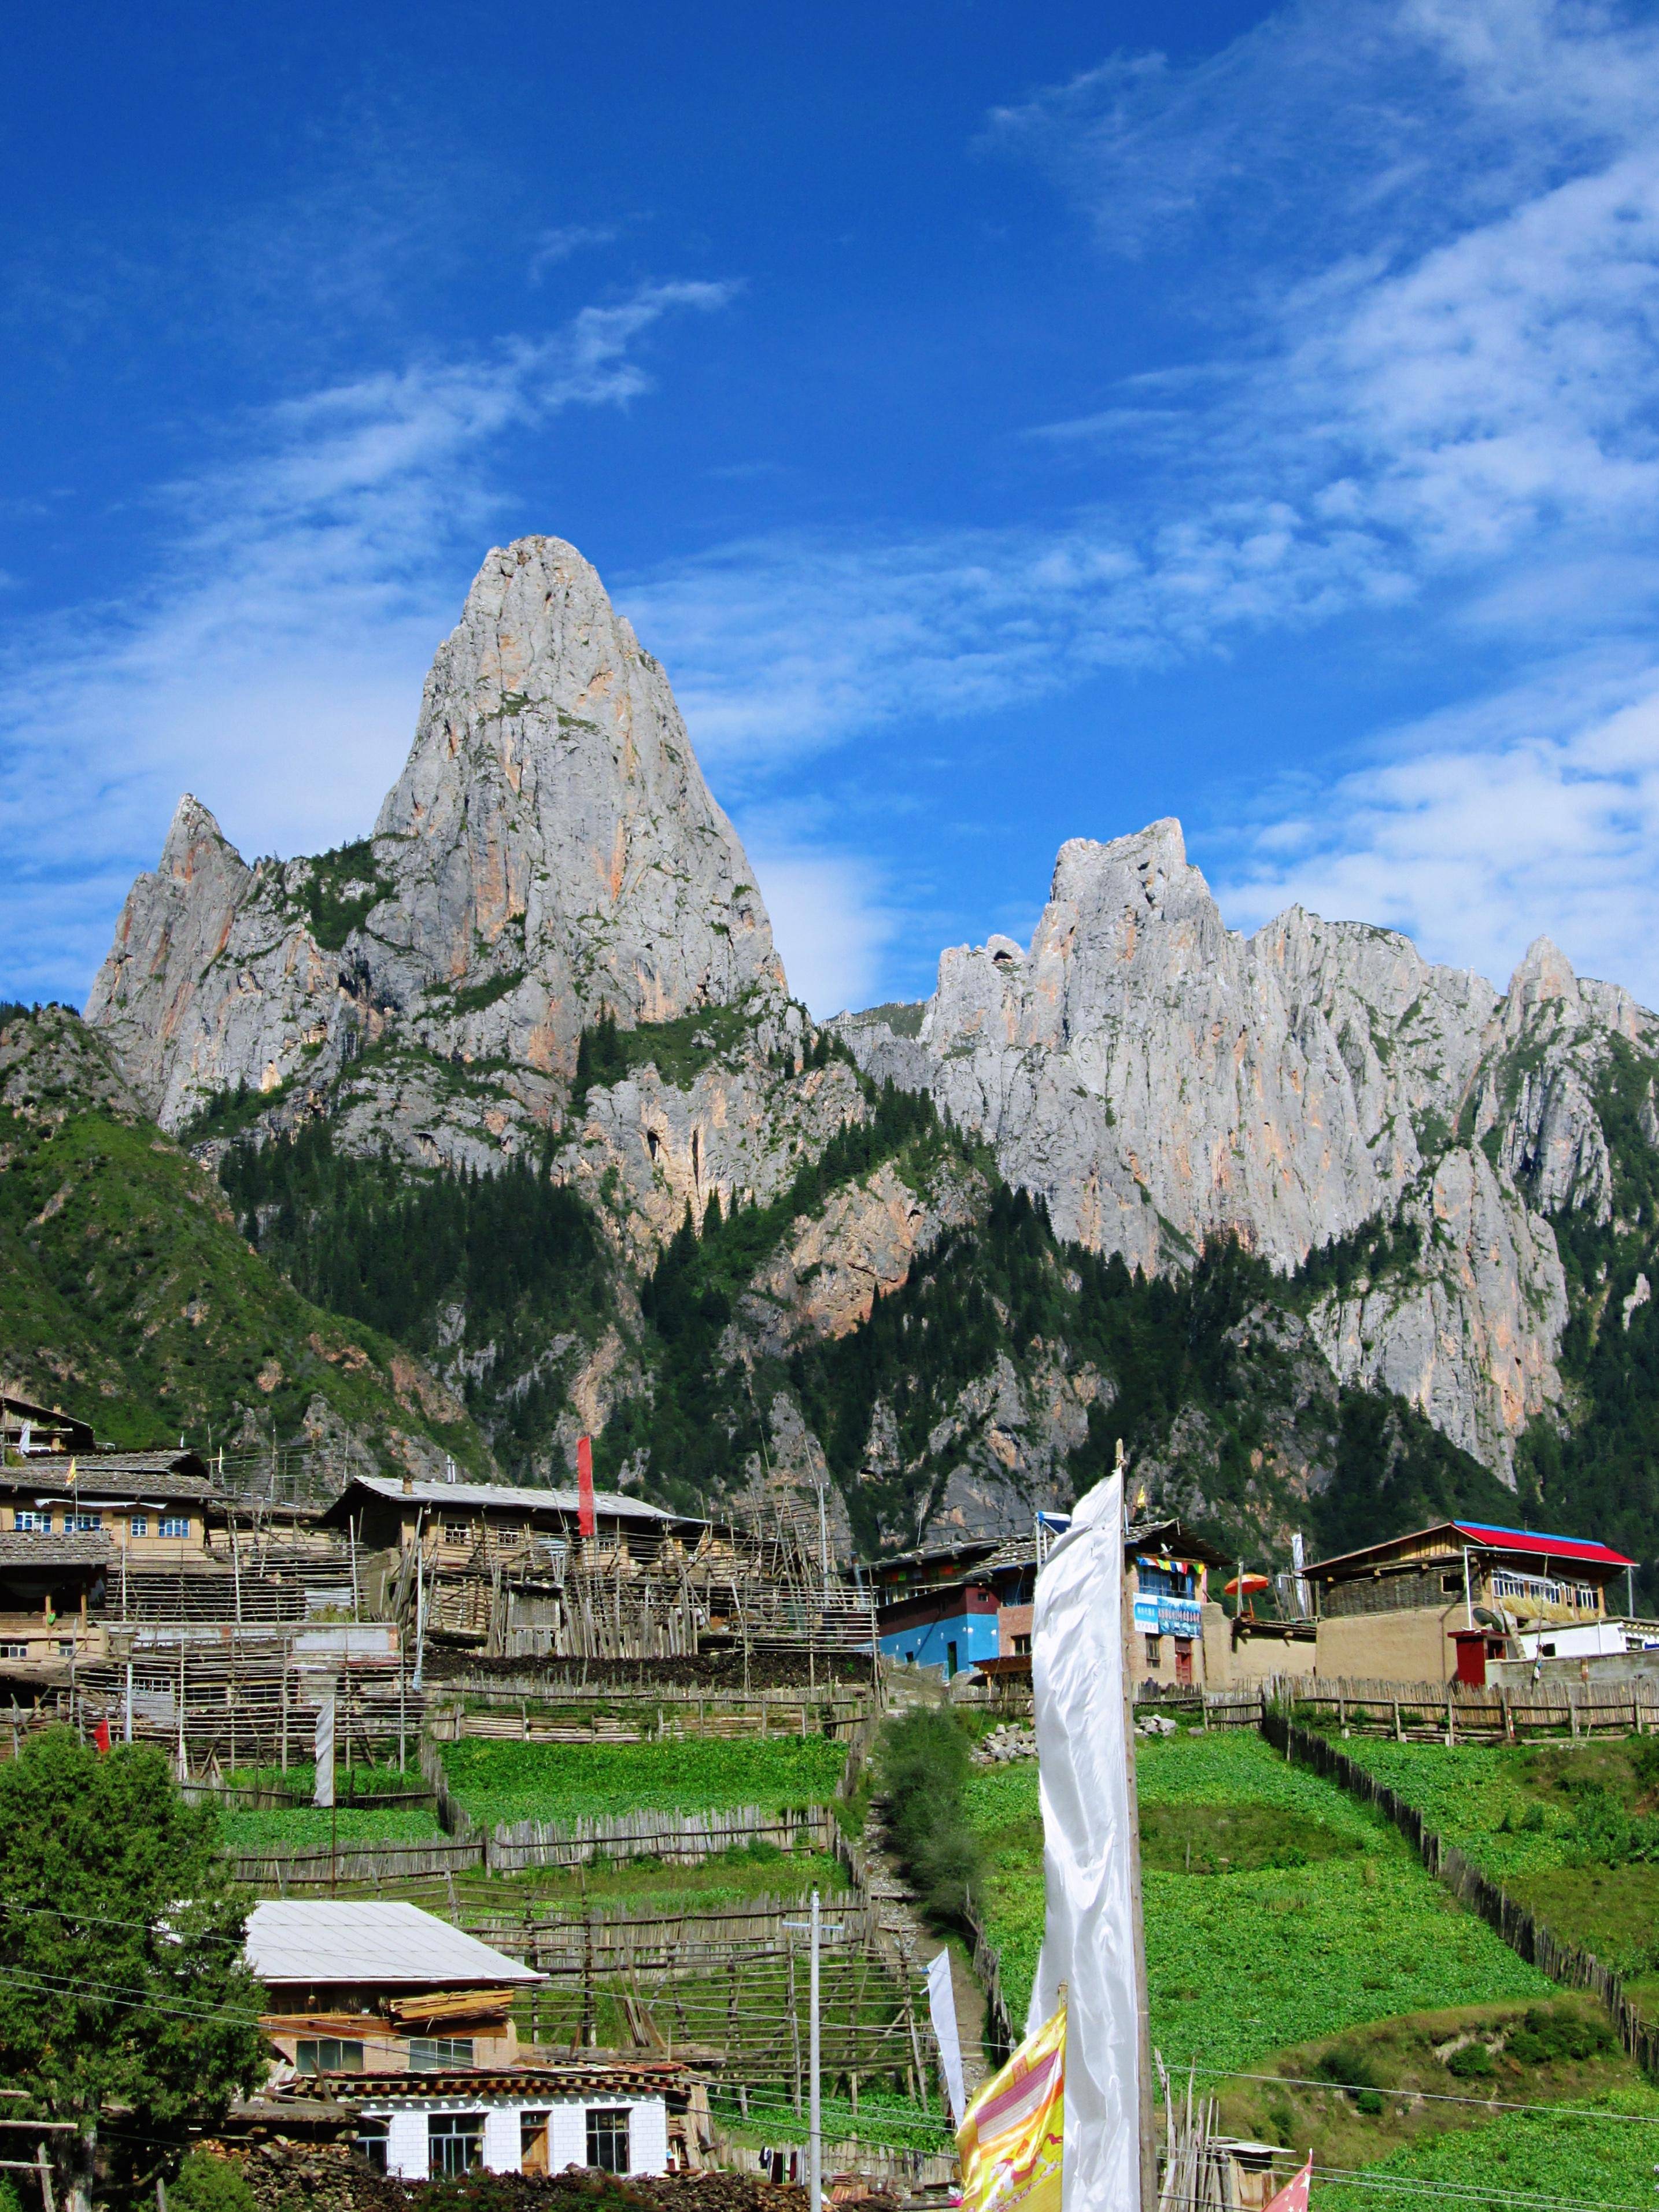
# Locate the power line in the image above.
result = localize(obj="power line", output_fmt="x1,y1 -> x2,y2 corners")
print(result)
1191,2063 -> 1659,2127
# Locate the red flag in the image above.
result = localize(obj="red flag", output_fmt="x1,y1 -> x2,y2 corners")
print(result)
93,1719 -> 112,1755
1263,2155 -> 1311,2212
577,1434 -> 596,1538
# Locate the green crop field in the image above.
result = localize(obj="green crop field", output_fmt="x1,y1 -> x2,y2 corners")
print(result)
218,1804 -> 442,1851
1316,2084 -> 1659,2212
1333,1736 -> 1659,1982
965,1732 -> 1550,2078
439,1733 -> 847,1828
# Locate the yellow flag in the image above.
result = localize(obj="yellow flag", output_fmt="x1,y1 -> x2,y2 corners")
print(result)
956,1999 -> 1065,2212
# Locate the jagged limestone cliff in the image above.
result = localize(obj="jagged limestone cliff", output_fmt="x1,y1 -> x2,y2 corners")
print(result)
837,822 -> 1659,1484
87,538 -> 782,1164
71,537 -> 1659,1574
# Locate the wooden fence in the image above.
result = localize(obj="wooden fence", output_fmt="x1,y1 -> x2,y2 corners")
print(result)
714,2133 -> 958,2191
1135,1686 -> 1266,1729
230,1798 -> 841,1889
1263,1711 -> 1659,2076
1279,1673 -> 1659,1742
431,1692 -> 869,1744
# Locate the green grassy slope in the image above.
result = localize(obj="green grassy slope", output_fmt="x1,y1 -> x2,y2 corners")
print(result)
1333,1736 -> 1659,1988
0,1008 -> 489,1468
966,1733 -> 1550,2075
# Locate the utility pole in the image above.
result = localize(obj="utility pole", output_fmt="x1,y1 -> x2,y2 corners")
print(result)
783,1889 -> 845,2212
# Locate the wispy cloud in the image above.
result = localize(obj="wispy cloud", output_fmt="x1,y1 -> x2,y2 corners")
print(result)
528,223 -> 624,282
0,282 -> 735,1000
1210,651 -> 1659,1005
622,0 -> 1659,1003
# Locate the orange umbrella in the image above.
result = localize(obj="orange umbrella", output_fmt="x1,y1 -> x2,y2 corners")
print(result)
1224,1572 -> 1270,1596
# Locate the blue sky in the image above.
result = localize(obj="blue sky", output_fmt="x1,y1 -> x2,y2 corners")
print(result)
6,0 -> 1659,1015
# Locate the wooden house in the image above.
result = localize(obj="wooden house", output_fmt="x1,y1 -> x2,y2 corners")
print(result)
247,1901 -> 693,2178
1305,1519 -> 1638,1684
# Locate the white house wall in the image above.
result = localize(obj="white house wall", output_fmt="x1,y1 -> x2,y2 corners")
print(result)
366,2095 -> 669,2180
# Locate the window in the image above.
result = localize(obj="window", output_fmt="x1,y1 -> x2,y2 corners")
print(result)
159,1516 -> 190,1538
65,1512 -> 101,1532
1013,1634 -> 1032,1656
409,2036 -> 474,2070
56,1640 -> 75,1657
521,2113 -> 550,2174
354,2119 -> 388,2174
128,1515 -> 148,1538
14,1511 -> 50,1533
443,1521 -> 471,1545
586,2109 -> 631,2174
0,1642 -> 27,1660
428,2114 -> 484,2178
295,2038 -> 364,2074
1144,1634 -> 1162,1666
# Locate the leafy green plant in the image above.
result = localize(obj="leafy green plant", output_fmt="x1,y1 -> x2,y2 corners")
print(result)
439,1734 -> 845,1829
877,1708 -> 982,1927
168,2151 -> 258,2212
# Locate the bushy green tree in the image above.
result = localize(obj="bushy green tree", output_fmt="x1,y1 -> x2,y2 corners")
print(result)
877,1710 -> 982,1926
0,1730 -> 265,2211
167,2150 -> 258,2212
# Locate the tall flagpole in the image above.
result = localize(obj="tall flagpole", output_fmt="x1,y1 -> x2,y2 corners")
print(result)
1118,1442 -> 1157,2212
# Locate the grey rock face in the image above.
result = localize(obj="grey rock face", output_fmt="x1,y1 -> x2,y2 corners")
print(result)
88,538 -> 784,1153
837,819 -> 1659,1478
859,820 -> 1439,1274
1308,1147 -> 1568,1476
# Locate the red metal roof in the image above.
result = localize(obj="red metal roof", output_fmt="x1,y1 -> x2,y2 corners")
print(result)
1307,1519 -> 1636,1577
1450,1521 -> 1636,1570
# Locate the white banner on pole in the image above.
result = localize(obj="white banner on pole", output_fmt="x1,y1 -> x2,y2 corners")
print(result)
1027,1470 -> 1141,2211
925,1947 -> 967,2126
313,1694 -> 335,1808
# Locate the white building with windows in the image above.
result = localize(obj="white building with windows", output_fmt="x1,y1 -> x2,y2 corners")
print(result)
245,1900 -> 694,2180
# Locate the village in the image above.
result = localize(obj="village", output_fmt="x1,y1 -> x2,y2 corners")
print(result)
5,1381 -> 1659,2212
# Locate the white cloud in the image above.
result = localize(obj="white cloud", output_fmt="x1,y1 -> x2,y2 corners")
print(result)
745,843 -> 900,1018
0,282 -> 734,1000
1210,654 -> 1659,1004
528,224 -> 623,282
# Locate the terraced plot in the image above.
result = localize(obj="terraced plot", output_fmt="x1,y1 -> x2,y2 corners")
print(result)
965,1732 -> 1550,2076
440,1733 -> 848,1828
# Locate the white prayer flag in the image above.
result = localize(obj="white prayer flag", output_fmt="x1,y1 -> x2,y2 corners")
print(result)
926,1946 -> 967,2125
313,1693 -> 335,1808
1026,1470 -> 1141,2211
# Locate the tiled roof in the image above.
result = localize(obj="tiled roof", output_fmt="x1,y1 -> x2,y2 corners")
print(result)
0,1531 -> 112,1567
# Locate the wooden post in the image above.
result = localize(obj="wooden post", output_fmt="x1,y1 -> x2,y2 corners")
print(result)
1392,1697 -> 1403,1743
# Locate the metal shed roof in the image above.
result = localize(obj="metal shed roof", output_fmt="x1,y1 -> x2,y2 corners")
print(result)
331,1474 -> 693,1526
245,1900 -> 544,1987
1306,1519 -> 1636,1578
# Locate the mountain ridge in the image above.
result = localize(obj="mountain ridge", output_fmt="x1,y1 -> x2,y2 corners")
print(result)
29,534 -> 1659,1589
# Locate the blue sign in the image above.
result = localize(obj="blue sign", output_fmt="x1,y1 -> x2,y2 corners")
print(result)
1134,1595 -> 1202,1639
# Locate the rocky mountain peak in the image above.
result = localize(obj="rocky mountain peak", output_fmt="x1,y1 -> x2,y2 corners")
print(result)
86,536 -> 782,1154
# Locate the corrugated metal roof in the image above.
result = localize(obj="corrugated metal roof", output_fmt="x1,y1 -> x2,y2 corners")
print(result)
1451,1521 -> 1637,1570
246,1901 -> 544,1987
336,1475 -> 691,1525
1307,1519 -> 1636,1577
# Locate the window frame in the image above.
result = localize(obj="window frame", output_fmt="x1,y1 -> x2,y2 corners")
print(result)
586,2106 -> 631,2174
354,2118 -> 389,2174
158,1515 -> 191,1539
295,2036 -> 365,2075
428,2113 -> 485,2178
408,2035 -> 475,2071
